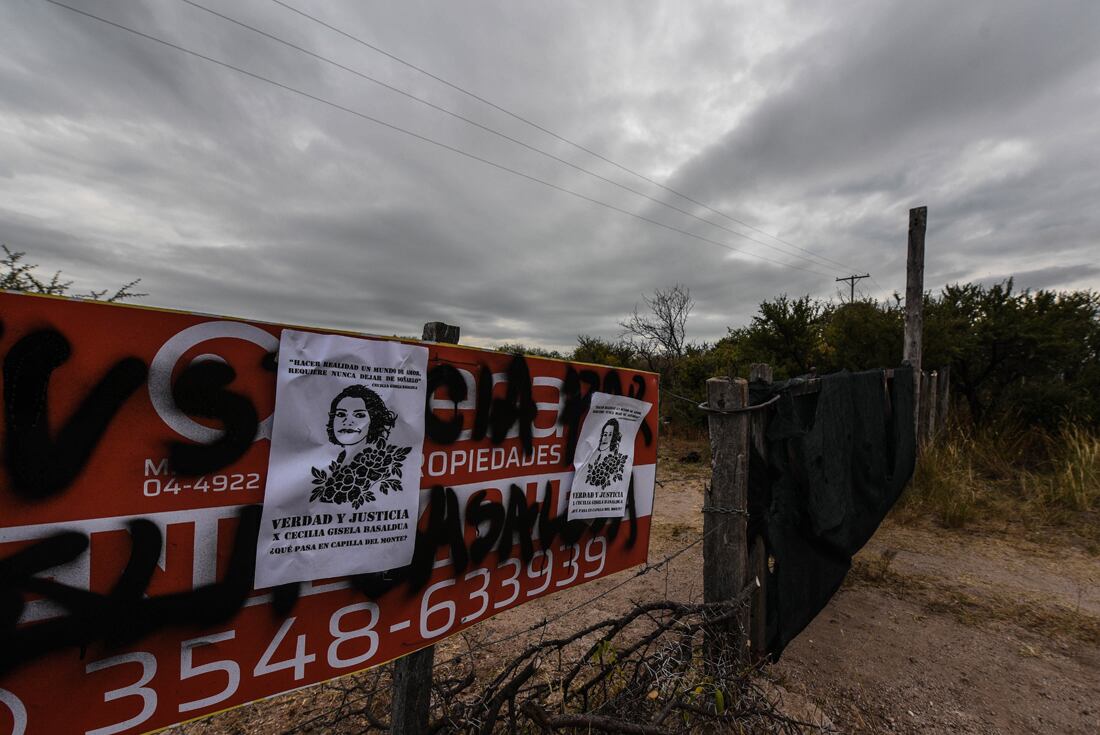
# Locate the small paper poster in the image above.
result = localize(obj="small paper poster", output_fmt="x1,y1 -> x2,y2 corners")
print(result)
567,392 -> 652,519
255,330 -> 428,587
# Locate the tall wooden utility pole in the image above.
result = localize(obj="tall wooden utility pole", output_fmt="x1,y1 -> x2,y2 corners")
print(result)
903,207 -> 927,434
835,273 -> 870,303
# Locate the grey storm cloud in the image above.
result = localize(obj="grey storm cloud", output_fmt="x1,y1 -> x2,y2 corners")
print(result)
1,0 -> 1098,352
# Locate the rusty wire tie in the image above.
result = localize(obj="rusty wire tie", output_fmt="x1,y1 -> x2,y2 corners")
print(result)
701,505 -> 750,516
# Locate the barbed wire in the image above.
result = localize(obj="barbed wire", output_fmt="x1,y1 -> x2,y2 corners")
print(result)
445,520 -> 726,663
281,518 -> 732,734
664,389 -> 703,407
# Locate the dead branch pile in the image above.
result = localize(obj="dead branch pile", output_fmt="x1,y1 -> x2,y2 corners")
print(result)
289,598 -> 825,734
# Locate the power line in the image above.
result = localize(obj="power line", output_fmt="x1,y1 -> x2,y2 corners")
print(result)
42,0 -> 831,278
268,0 -> 861,274
177,0 -> 834,274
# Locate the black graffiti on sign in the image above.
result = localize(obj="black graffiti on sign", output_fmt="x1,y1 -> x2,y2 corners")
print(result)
0,505 -> 262,676
424,356 -> 541,453
424,357 -> 654,467
0,320 -> 645,673
0,481 -> 639,675
490,356 -> 538,451
169,359 -> 259,476
3,328 -> 147,500
0,323 -> 655,499
350,479 -> 639,600
425,363 -> 467,445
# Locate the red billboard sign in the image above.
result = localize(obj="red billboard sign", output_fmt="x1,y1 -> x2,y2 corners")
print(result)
0,292 -> 658,734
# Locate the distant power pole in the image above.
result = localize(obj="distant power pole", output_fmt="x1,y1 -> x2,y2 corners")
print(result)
835,273 -> 871,303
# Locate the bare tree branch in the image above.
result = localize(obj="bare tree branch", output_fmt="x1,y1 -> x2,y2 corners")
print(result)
620,284 -> 694,369
277,595 -> 818,734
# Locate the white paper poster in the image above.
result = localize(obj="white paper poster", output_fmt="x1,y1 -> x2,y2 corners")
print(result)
567,392 -> 652,519
255,330 -> 429,588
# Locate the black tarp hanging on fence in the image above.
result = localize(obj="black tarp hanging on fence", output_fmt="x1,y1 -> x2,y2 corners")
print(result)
748,366 -> 916,658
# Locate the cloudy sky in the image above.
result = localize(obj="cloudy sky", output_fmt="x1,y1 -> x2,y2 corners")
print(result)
2,0 -> 1098,351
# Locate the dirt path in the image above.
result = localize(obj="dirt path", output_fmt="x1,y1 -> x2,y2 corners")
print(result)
775,523 -> 1100,734
179,447 -> 1100,733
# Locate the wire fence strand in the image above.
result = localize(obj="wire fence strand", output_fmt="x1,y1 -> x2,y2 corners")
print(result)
281,518 -> 730,734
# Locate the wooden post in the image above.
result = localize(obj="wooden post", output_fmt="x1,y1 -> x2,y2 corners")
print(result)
390,647 -> 433,735
704,376 -> 750,661
917,371 -> 930,443
903,206 -> 927,438
927,370 -> 939,441
937,365 -> 951,432
389,321 -> 461,734
747,364 -> 772,660
422,321 -> 460,345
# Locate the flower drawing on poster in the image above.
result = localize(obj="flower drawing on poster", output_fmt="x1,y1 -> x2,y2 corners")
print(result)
309,385 -> 412,508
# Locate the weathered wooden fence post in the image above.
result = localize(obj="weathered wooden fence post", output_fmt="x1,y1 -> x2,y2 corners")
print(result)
421,321 -> 460,346
937,364 -> 951,433
926,370 -> 939,441
389,321 -> 459,734
704,375 -> 750,662
747,363 -> 772,660
917,371 -> 930,442
903,206 -> 927,442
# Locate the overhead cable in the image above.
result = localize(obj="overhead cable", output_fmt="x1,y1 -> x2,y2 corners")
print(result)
42,0 -> 830,277
269,0 -> 862,274
179,0 -> 833,272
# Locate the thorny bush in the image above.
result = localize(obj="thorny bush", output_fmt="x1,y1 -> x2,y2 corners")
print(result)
286,600 -> 828,734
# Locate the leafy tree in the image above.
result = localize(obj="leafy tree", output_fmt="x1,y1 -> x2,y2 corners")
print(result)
495,342 -> 565,360
725,294 -> 827,378
572,335 -> 636,367
819,299 -> 903,373
586,279 -> 1100,430
663,342 -> 732,427
1,245 -> 144,302
927,280 -> 1100,424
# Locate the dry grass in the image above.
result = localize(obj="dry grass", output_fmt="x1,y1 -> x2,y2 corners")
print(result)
1023,423 -> 1100,513
846,550 -> 1100,647
924,588 -> 1100,647
657,431 -> 712,481
897,421 -> 1100,544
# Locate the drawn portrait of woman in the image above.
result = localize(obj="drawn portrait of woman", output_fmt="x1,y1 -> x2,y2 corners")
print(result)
584,418 -> 628,489
308,384 -> 411,509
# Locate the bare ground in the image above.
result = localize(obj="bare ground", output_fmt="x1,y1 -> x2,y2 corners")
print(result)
177,438 -> 1100,733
